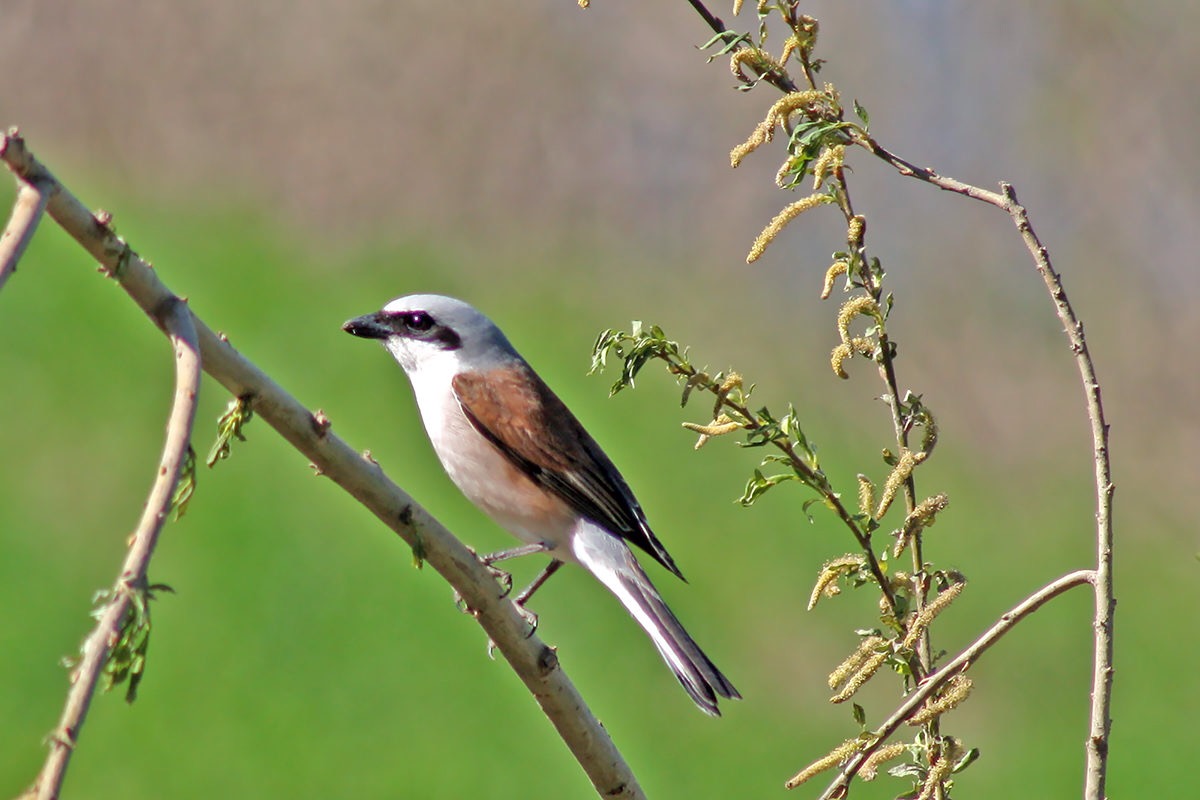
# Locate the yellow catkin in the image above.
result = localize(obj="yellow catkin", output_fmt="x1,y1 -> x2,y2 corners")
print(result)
894,493 -> 950,557
861,742 -> 909,781
679,371 -> 709,407
830,342 -> 852,379
766,90 -> 827,129
807,555 -> 862,612
785,738 -> 860,789
729,48 -> 756,81
810,144 -> 846,189
808,570 -> 841,612
915,739 -> 964,800
683,414 -> 739,450
850,337 -> 875,355
856,474 -> 875,518
847,214 -> 865,249
775,155 -> 801,188
828,634 -> 884,690
831,648 -> 889,703
747,194 -> 830,263
733,0 -> 744,15
921,413 -> 939,453
730,48 -> 781,85
732,89 -> 831,171
731,120 -> 771,168
681,415 -> 739,437
821,260 -> 849,299
779,34 -> 800,65
914,493 -> 949,525
908,674 -> 973,725
833,335 -> 875,379
714,372 -> 743,417
836,294 -> 881,344
718,372 -> 743,395
902,581 -> 965,649
875,449 -> 926,519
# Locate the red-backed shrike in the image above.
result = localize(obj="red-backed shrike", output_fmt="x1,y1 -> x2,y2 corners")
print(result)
343,294 -> 739,715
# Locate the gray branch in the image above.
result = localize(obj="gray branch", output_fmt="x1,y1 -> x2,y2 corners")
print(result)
1,128 -> 644,800
32,296 -> 200,800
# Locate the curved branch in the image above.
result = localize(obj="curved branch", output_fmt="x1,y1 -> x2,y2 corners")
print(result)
864,132 -> 1116,800
1,129 -> 644,800
807,569 -> 1094,797
32,297 -> 201,800
0,159 -> 49,291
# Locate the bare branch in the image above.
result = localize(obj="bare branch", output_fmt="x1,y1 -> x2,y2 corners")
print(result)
1,129 -> 644,800
863,132 -> 1116,800
997,182 -> 1116,800
808,569 -> 1094,797
32,297 -> 200,800
0,135 -> 50,290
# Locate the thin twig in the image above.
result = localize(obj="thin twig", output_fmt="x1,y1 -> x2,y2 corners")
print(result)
0,161 -> 50,291
685,3 -> 1116,789
864,131 -> 1115,800
807,569 -> 1094,797
662,357 -> 902,618
1,129 -> 644,800
995,183 -> 1115,800
858,137 -> 1009,206
31,297 -> 200,800
686,0 -> 801,93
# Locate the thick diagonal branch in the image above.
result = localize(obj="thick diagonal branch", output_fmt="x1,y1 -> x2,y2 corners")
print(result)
1,129 -> 644,800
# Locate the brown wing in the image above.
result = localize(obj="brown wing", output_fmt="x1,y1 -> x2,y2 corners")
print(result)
452,365 -> 684,580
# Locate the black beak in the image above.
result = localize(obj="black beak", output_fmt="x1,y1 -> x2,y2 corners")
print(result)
342,312 -> 390,340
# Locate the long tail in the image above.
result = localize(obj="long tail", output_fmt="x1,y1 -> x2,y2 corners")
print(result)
571,522 -> 740,716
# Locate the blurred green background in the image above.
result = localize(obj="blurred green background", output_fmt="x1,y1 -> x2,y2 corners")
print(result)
1,2 -> 1196,798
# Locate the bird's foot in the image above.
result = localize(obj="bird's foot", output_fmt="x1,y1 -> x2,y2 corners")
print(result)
484,602 -> 539,657
487,564 -> 514,597
514,602 -> 539,637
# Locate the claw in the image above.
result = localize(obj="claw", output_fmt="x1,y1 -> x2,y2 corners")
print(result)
514,603 -> 540,637
487,564 -> 514,597
465,550 -> 561,654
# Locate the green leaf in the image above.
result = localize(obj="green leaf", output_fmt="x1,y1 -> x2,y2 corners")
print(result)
953,747 -> 981,774
411,532 -> 426,569
737,469 -> 799,506
853,99 -> 870,128
98,582 -> 173,703
800,497 -> 823,522
207,396 -> 254,467
888,762 -> 924,780
699,31 -> 751,60
170,446 -> 198,519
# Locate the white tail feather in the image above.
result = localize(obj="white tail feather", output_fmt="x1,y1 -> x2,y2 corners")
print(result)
570,521 -> 739,715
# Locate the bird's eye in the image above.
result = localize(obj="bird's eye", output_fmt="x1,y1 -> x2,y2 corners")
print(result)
404,311 -> 434,333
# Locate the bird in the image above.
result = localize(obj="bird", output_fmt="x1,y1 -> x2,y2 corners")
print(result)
343,294 -> 740,715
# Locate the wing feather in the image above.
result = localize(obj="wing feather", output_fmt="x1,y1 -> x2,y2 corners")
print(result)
452,366 -> 684,579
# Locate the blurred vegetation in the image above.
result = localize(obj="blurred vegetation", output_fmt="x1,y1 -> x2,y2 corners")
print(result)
1,1 -> 1196,798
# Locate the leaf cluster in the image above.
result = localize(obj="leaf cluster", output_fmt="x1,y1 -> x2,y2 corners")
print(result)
90,581 -> 174,703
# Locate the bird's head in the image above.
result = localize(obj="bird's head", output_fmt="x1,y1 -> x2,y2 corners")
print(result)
343,294 -> 517,375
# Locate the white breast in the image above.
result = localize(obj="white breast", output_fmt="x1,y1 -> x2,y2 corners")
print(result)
408,366 -> 578,556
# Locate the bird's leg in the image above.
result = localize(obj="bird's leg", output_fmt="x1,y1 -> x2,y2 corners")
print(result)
507,558 -> 564,636
454,542 -> 552,616
514,558 -> 563,608
482,559 -> 564,657
477,542 -> 550,597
